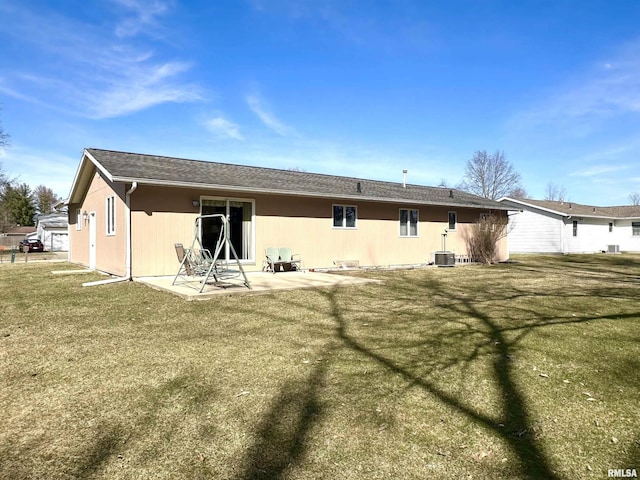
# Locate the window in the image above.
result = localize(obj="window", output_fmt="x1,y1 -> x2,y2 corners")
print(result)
76,208 -> 82,231
609,222 -> 613,233
400,209 -> 419,237
479,213 -> 497,232
333,205 -> 357,228
633,222 -> 640,236
106,196 -> 115,235
448,211 -> 457,231
572,220 -> 578,237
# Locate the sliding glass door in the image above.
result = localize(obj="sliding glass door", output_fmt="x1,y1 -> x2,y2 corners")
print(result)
201,198 -> 254,261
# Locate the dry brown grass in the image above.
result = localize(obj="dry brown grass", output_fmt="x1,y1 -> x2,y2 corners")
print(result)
1,254 -> 639,479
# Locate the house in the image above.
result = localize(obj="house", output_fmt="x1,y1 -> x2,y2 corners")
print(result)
0,226 -> 37,249
499,197 -> 640,254
67,148 -> 510,278
35,211 -> 69,252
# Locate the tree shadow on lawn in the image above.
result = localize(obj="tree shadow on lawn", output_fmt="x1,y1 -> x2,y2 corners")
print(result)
72,373 -> 220,479
225,257 -> 640,480
236,347 -> 331,480
324,265 -> 637,479
510,254 -> 640,284
321,283 -> 561,480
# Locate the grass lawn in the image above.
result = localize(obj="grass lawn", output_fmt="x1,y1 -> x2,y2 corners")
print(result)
1,255 -> 639,479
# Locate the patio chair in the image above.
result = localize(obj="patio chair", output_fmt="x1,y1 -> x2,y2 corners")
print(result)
278,247 -> 302,271
174,243 -> 194,276
263,247 -> 281,273
174,243 -> 213,278
263,247 -> 302,273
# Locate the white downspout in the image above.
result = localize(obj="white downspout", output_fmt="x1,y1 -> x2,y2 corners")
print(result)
124,182 -> 138,279
83,182 -> 138,287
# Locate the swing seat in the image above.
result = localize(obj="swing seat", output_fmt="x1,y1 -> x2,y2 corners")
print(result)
172,215 -> 251,292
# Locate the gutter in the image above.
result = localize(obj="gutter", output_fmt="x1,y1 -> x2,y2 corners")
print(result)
83,182 -> 138,287
108,176 -> 510,211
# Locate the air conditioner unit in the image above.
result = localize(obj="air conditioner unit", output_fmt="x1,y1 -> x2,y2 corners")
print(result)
434,251 -> 455,267
607,245 -> 620,254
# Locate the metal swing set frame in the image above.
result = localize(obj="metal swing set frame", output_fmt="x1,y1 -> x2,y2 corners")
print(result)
172,214 -> 251,292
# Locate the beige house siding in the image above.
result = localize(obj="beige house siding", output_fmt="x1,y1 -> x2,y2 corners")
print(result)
70,177 -> 508,277
68,171 -> 127,276
122,186 -> 508,277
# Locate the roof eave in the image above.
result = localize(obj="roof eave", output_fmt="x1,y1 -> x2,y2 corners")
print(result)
111,176 -> 508,210
499,197 -> 566,217
68,149 -> 116,204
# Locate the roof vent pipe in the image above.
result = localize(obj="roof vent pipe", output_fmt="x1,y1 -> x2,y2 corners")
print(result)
449,189 -> 454,198
357,182 -> 362,193
402,169 -> 407,188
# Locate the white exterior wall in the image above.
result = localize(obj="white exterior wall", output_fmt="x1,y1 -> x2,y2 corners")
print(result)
508,209 -> 564,253
615,220 -> 640,252
36,226 -> 69,252
502,198 -> 640,255
563,218 -> 612,253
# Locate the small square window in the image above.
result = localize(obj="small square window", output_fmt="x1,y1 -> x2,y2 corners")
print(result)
632,222 -> 640,236
333,205 -> 357,229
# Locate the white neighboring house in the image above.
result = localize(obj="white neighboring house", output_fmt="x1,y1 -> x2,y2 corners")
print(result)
32,211 -> 69,252
499,198 -> 640,254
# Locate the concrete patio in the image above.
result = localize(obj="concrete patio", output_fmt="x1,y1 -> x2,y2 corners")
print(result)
136,270 -> 382,300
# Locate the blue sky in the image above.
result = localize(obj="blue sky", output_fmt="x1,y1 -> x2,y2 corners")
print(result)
1,0 -> 639,205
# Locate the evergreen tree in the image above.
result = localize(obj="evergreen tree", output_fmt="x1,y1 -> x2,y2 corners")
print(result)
2,183 -> 36,226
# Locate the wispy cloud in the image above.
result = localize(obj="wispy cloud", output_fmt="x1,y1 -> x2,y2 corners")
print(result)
87,61 -> 201,119
571,164 -> 631,177
112,0 -> 172,38
512,38 -> 640,132
0,2 -> 201,119
204,115 -> 244,141
246,94 -> 293,136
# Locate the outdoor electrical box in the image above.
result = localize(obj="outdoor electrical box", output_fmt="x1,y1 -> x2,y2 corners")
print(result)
434,251 -> 455,267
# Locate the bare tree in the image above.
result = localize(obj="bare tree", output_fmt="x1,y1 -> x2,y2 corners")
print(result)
34,185 -> 61,215
629,191 -> 640,206
458,150 -> 524,200
0,108 -> 10,149
509,186 -> 528,199
464,213 -> 509,264
544,182 -> 567,202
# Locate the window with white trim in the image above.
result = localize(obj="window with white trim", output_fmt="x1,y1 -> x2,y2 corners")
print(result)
572,220 -> 578,237
632,222 -> 640,236
448,211 -> 457,231
106,196 -> 116,235
609,222 -> 613,233
333,205 -> 357,228
399,208 -> 418,237
76,208 -> 82,231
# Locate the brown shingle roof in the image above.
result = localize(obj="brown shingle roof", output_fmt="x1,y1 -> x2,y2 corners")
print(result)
504,198 -> 640,219
84,148 -> 509,211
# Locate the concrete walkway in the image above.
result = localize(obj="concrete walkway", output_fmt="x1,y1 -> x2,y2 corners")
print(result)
136,270 -> 382,300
